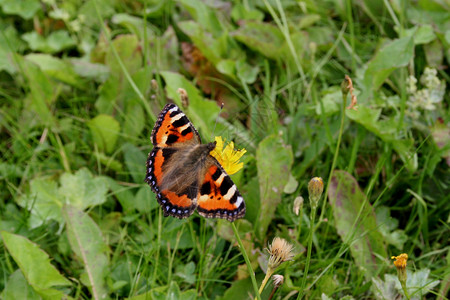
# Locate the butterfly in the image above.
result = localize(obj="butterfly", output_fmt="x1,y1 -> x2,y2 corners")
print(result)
145,103 -> 246,222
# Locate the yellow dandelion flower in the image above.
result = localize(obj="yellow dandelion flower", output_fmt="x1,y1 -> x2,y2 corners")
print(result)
210,136 -> 246,175
391,253 -> 408,270
391,253 -> 409,298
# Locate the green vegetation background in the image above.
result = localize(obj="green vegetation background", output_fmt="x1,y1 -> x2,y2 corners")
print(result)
0,0 -> 449,299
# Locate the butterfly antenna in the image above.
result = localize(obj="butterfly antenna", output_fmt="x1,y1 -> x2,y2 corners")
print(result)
212,103 -> 224,140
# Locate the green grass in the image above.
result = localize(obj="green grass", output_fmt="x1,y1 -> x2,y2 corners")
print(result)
1,0 -> 449,299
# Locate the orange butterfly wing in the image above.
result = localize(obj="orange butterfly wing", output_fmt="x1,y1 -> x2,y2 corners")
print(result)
197,158 -> 245,222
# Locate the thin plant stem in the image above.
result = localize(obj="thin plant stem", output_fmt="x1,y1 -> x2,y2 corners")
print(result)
318,79 -> 349,224
401,281 -> 411,300
297,207 -> 317,300
296,205 -> 304,241
231,222 -> 261,300
258,269 -> 273,294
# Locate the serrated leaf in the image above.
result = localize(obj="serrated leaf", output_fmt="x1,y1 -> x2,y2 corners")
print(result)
59,168 -> 109,208
63,205 -> 109,300
256,134 -> 293,239
375,206 -> 408,250
1,232 -> 71,295
88,114 -> 121,153
328,170 -> 387,280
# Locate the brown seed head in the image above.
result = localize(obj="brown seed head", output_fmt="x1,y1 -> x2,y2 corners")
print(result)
267,237 -> 294,270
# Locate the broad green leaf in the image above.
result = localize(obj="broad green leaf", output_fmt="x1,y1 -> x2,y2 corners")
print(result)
123,143 -> 147,183
178,20 -> 222,65
1,270 -> 40,300
236,59 -> 259,84
231,3 -> 264,22
217,274 -> 268,300
16,179 -> 63,228
17,169 -> 109,228
424,39 -> 444,67
328,170 -> 387,280
59,168 -> 108,208
106,178 -> 136,212
105,34 -> 142,76
346,106 -> 417,171
25,54 -> 83,88
232,21 -> 285,60
22,30 -> 75,53
95,77 -> 120,114
405,25 -> 436,45
63,205 -> 109,300
363,37 -> 414,91
0,0 -> 40,19
70,58 -> 110,82
23,58 -> 55,126
1,232 -> 71,295
375,206 -> 408,250
0,26 -> 24,74
112,13 -> 155,40
134,186 -> 158,213
256,134 -> 293,239
88,114 -> 121,153
94,152 -> 124,172
178,0 -> 223,36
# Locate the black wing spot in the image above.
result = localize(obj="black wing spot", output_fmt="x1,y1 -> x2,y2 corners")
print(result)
161,148 -> 177,161
166,134 -> 179,144
211,167 -> 222,181
230,192 -> 238,204
181,126 -> 192,136
170,110 -> 180,118
172,116 -> 189,128
201,182 -> 211,195
220,176 -> 233,195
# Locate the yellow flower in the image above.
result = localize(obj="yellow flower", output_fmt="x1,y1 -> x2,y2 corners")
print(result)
391,253 -> 408,270
391,253 -> 408,284
210,136 -> 246,175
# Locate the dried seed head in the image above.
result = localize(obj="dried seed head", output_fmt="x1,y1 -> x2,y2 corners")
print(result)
267,237 -> 294,270
272,274 -> 284,288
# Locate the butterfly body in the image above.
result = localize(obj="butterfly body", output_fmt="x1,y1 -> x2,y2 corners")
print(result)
145,104 -> 245,221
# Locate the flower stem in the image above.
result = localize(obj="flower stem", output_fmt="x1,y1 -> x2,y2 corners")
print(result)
258,268 -> 273,294
401,281 -> 411,300
297,207 -> 317,300
231,222 -> 261,300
